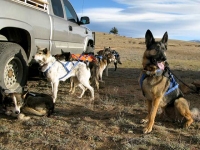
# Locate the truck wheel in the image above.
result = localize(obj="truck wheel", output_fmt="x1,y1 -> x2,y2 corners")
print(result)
0,42 -> 28,92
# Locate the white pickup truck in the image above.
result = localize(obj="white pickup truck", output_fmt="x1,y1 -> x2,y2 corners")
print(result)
0,0 -> 95,92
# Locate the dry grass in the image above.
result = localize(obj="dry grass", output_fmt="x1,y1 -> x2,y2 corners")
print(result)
0,32 -> 200,149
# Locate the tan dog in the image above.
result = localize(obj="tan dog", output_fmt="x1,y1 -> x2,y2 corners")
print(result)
97,47 -> 122,76
95,50 -> 117,83
139,29 -> 199,134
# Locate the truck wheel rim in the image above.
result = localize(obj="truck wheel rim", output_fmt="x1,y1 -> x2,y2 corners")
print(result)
4,57 -> 23,89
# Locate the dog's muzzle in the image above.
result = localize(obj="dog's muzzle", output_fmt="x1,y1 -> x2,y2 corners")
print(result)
15,110 -> 20,115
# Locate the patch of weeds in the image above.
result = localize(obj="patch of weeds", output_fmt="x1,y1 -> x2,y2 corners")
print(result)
122,143 -> 149,150
35,118 -> 52,126
0,143 -> 7,150
190,133 -> 200,144
161,141 -> 190,150
111,135 -> 123,143
110,116 -> 136,134
22,119 -> 35,126
153,125 -> 169,138
121,138 -> 150,150
25,131 -> 40,140
99,94 -> 118,106
0,125 -> 9,133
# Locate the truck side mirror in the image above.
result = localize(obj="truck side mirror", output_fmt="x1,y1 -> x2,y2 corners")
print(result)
80,16 -> 90,25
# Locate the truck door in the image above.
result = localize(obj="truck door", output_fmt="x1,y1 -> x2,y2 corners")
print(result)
62,0 -> 87,53
50,0 -> 69,55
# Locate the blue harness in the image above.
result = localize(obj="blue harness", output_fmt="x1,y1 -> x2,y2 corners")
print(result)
58,61 -> 79,80
43,61 -> 56,77
43,61 -> 79,80
140,71 -> 179,96
95,55 -> 103,60
164,74 -> 179,96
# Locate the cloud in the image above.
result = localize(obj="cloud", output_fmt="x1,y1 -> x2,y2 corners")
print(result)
78,0 -> 200,40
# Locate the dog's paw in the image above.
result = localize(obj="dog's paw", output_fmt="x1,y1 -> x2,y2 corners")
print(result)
69,91 -> 75,95
143,126 -> 153,134
99,80 -> 105,83
18,113 -> 30,121
89,97 -> 94,101
5,110 -> 13,116
140,119 -> 148,124
77,96 -> 82,99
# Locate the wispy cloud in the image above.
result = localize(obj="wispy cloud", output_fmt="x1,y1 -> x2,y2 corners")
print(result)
78,0 -> 200,40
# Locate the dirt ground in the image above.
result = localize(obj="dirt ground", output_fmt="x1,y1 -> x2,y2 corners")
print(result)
0,32 -> 200,150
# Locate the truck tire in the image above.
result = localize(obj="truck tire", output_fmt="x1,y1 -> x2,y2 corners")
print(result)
0,42 -> 28,92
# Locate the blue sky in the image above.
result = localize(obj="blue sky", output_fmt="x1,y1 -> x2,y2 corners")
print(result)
69,0 -> 200,41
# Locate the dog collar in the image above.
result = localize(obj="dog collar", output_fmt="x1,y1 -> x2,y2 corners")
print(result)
144,69 -> 164,76
42,61 -> 56,76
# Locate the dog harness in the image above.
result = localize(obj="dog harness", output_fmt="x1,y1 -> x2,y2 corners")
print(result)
42,61 -> 56,77
41,59 -> 79,80
71,54 -> 96,62
58,54 -> 97,80
112,50 -> 120,59
140,67 -> 179,97
58,61 -> 79,80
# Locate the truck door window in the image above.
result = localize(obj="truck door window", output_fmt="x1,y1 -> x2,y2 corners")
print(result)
51,0 -> 64,18
63,0 -> 78,23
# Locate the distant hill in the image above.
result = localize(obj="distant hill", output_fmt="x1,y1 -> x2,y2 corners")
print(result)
190,40 -> 200,43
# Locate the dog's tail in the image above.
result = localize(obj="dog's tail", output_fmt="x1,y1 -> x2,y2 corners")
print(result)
23,107 -> 47,116
191,108 -> 200,121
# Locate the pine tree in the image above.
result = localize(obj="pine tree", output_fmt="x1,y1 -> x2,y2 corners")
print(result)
109,27 -> 118,34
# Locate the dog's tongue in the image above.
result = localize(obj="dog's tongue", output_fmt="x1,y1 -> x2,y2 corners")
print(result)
157,62 -> 164,70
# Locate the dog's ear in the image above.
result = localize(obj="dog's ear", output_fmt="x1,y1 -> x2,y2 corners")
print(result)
145,29 -> 155,49
161,31 -> 168,49
43,48 -> 49,54
22,91 -> 29,99
36,46 -> 40,50
61,49 -> 64,54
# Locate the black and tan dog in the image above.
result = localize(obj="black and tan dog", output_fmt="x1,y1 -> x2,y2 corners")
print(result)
139,29 -> 199,134
1,90 -> 54,120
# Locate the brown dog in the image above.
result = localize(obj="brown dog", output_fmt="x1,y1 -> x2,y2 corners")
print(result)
97,47 -> 122,75
139,29 -> 199,134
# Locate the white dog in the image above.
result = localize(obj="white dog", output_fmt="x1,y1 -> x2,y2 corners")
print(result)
33,47 -> 94,103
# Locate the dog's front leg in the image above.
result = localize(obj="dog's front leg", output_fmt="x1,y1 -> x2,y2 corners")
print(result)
51,81 -> 59,103
114,62 -> 117,71
141,100 -> 152,124
98,69 -> 104,82
143,98 -> 161,134
105,65 -> 109,76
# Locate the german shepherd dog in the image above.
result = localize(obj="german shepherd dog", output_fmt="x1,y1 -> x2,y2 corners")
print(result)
140,29 -> 198,133
1,90 -> 54,120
